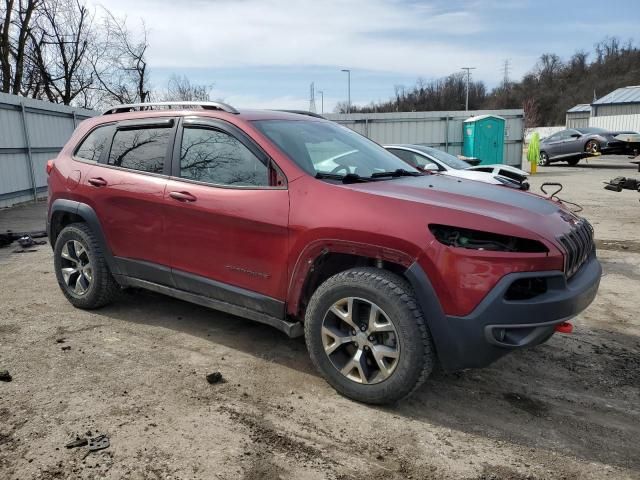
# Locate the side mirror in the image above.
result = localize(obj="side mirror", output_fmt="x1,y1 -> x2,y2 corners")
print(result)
571,133 -> 581,138
422,164 -> 439,172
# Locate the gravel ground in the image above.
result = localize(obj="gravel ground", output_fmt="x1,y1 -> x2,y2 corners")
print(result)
0,157 -> 639,479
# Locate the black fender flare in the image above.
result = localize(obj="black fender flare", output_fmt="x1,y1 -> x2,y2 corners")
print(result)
404,262 -> 462,372
48,199 -> 121,275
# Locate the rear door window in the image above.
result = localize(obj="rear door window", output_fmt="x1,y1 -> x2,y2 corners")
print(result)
108,128 -> 171,174
74,125 -> 111,162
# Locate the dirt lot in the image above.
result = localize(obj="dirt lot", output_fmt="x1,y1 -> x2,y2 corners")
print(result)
1,157 -> 639,480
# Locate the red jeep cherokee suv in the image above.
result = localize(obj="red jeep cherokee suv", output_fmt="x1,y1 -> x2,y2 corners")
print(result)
47,102 -> 601,404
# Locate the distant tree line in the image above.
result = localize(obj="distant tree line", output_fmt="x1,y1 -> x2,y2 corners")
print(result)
337,38 -> 640,127
0,0 -> 212,109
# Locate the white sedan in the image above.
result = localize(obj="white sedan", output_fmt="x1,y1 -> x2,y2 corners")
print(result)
384,144 -> 529,190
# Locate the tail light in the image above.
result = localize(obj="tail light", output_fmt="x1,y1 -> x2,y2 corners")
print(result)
46,159 -> 54,175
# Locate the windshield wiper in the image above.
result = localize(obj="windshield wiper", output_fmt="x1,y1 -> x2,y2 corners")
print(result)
370,168 -> 423,179
315,172 -> 371,184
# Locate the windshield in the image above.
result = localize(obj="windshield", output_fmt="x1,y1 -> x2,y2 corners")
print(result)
252,120 -> 420,178
417,146 -> 471,170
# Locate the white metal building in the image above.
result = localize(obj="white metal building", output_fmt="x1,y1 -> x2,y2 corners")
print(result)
592,86 -> 640,117
565,104 -> 590,129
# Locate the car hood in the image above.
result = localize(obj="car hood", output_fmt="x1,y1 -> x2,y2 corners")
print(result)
442,169 -> 501,183
468,164 -> 529,177
345,174 -> 579,239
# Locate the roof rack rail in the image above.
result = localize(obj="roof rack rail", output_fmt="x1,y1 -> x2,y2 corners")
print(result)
103,101 -> 239,115
274,109 -> 325,119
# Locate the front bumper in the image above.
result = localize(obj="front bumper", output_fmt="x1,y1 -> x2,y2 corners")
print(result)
406,253 -> 601,372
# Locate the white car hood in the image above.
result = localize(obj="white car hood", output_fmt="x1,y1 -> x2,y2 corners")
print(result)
441,169 -> 501,184
467,164 -> 529,177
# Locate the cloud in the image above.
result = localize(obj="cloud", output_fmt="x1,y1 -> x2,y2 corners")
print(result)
93,0 -> 530,79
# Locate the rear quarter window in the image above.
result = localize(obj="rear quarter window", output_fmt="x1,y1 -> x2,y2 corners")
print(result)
74,125 -> 112,162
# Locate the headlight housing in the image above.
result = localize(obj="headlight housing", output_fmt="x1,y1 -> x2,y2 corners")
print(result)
495,175 -> 523,189
429,224 -> 548,253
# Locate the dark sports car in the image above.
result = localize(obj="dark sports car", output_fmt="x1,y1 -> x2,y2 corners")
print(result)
539,127 -> 634,166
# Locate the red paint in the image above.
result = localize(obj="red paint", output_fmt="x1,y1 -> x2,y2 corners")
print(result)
46,159 -> 54,175
555,322 -> 573,334
49,109 -> 579,319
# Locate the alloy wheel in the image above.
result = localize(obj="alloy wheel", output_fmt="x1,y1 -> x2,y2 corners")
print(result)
585,141 -> 600,155
60,240 -> 93,295
538,152 -> 549,166
321,297 -> 400,384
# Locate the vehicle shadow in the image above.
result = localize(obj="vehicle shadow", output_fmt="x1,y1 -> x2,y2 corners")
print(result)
96,289 -> 640,472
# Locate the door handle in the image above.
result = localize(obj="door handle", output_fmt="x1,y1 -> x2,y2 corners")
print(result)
88,177 -> 107,187
169,191 -> 197,202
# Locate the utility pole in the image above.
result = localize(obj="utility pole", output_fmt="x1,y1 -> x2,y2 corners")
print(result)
309,82 -> 316,113
461,67 -> 476,111
317,90 -> 324,114
341,69 -> 351,113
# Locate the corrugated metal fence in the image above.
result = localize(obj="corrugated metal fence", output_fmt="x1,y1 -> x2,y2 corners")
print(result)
0,92 -> 96,208
324,109 -> 524,166
589,113 -> 640,133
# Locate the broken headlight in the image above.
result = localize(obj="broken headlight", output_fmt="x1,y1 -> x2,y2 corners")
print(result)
429,224 -> 548,253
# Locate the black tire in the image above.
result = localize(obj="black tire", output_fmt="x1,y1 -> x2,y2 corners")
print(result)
53,223 -> 119,309
304,267 -> 435,404
567,158 -> 580,166
539,151 -> 550,166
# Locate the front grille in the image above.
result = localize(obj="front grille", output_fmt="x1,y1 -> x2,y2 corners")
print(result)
558,219 -> 594,278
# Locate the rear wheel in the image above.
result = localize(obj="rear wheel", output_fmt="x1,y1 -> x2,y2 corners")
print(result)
585,140 -> 600,155
538,151 -> 550,166
304,267 -> 435,404
53,223 -> 119,309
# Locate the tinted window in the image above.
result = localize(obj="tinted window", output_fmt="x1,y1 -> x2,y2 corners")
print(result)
75,125 -> 111,162
180,127 -> 269,187
546,133 -> 561,141
108,128 -> 171,173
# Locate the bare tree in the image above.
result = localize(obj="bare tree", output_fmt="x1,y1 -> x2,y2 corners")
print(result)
0,0 -> 42,94
163,74 -> 212,102
91,9 -> 150,106
28,0 -> 95,105
522,98 -> 540,129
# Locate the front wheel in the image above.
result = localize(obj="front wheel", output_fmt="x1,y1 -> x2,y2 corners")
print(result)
538,151 -> 550,166
304,268 -> 435,404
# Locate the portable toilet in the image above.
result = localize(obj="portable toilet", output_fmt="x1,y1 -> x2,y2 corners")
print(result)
462,115 -> 505,165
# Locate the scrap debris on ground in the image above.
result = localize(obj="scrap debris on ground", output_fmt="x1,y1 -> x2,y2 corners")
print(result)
206,371 -> 224,384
